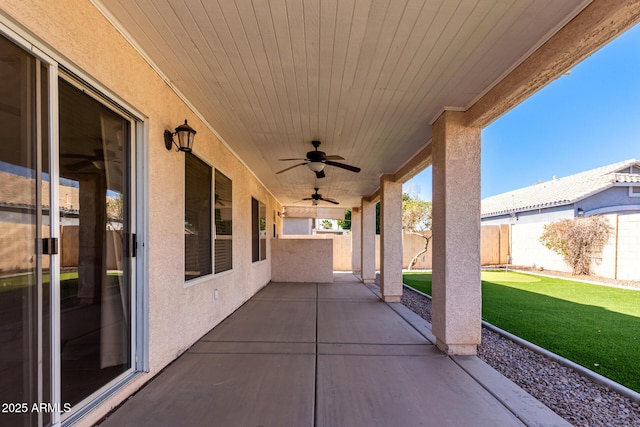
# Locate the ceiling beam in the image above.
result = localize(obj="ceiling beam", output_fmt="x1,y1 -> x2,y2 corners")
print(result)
393,142 -> 433,184
465,0 -> 640,129
364,189 -> 380,204
374,0 -> 640,203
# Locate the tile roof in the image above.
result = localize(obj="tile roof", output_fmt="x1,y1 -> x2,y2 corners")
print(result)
481,159 -> 640,217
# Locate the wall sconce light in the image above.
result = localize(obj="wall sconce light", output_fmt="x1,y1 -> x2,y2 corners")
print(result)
164,120 -> 197,152
577,207 -> 584,217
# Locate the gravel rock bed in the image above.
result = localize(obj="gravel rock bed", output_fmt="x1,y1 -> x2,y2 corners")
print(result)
401,288 -> 640,427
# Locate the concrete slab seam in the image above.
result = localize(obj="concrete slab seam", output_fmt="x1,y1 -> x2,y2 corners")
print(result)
188,351 -> 316,355
403,284 -> 640,404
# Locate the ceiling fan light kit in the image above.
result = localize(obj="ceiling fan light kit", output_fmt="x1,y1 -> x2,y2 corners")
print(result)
308,162 -> 325,172
276,140 -> 361,178
303,187 -> 339,205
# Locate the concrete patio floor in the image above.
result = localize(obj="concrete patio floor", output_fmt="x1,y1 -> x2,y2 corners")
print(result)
99,273 -> 569,426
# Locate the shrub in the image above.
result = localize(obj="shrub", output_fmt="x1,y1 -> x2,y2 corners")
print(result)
539,215 -> 610,275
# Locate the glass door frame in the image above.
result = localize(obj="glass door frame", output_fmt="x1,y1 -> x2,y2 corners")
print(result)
0,18 -> 148,427
56,71 -> 145,425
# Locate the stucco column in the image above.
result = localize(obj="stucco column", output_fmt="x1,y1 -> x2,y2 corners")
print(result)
360,199 -> 376,283
431,110 -> 481,356
380,175 -> 403,302
351,207 -> 362,274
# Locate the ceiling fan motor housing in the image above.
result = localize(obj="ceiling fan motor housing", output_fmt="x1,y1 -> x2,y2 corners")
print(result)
306,150 -> 326,162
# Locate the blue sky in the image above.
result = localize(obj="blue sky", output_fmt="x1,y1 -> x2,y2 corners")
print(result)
404,22 -> 640,201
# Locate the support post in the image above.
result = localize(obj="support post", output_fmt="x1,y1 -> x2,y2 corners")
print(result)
380,175 -> 403,302
360,199 -> 376,283
431,110 -> 481,355
351,207 -> 362,274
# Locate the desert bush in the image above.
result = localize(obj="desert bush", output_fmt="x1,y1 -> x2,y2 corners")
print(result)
539,215 -> 610,275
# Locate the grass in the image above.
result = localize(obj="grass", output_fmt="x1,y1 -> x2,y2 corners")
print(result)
0,271 -> 122,300
402,270 -> 640,393
0,271 -> 79,292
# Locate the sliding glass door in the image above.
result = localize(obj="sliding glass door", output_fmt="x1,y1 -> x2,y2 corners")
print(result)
0,33 -> 51,427
0,32 -> 138,426
58,79 -> 133,409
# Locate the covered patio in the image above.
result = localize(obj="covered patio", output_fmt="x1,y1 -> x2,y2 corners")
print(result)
99,274 -> 567,427
2,1 -> 640,426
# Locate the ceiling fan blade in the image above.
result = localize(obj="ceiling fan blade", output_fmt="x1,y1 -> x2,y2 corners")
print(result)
278,158 -> 307,161
276,162 -> 308,174
61,154 -> 94,160
301,197 -> 313,201
324,160 -> 361,173
322,198 -> 339,205
66,160 -> 93,170
315,170 -> 326,179
325,155 -> 345,160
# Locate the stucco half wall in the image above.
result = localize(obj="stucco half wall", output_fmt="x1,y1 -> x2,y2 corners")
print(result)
271,239 -> 333,283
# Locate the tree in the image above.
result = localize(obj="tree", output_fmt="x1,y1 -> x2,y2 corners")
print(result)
338,209 -> 351,230
539,215 -> 610,275
106,192 -> 124,234
402,193 -> 432,271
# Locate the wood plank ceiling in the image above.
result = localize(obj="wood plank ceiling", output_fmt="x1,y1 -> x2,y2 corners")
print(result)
96,0 -> 590,207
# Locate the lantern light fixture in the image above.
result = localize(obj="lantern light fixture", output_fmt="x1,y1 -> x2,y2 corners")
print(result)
164,119 -> 197,152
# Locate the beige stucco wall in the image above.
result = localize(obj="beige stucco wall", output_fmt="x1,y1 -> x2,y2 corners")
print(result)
402,232 -> 432,269
0,1 -> 282,425
281,233 -> 381,271
511,222 -> 570,272
271,239 -> 333,283
592,213 -> 640,281
287,229 -> 507,273
511,213 -> 640,281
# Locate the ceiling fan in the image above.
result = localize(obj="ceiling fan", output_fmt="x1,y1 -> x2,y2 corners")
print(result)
276,140 -> 361,178
303,187 -> 339,205
62,148 -> 120,173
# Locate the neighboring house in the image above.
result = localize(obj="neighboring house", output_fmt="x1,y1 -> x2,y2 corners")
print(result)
481,159 -> 640,280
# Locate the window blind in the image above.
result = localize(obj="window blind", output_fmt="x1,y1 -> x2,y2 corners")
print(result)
185,153 -> 212,280
215,170 -> 232,273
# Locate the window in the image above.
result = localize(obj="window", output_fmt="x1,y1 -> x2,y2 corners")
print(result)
215,170 -> 233,273
630,186 -> 640,197
185,153 -> 212,280
251,197 -> 266,262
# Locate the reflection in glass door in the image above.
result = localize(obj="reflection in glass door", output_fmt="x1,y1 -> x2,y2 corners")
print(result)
58,79 -> 132,408
0,35 -> 51,427
0,32 -> 136,426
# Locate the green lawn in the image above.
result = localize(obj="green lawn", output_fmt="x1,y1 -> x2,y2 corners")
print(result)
403,270 -> 640,393
1,271 -> 122,300
1,271 -> 79,292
